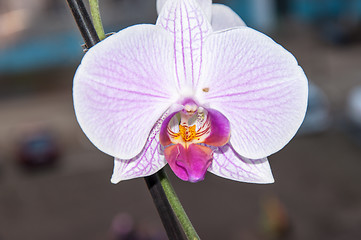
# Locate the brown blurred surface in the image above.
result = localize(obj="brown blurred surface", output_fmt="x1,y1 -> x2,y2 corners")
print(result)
0,21 -> 361,240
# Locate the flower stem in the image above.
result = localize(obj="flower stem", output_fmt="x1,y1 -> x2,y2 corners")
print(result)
144,172 -> 186,240
66,0 -> 100,48
158,170 -> 200,240
89,0 -> 106,40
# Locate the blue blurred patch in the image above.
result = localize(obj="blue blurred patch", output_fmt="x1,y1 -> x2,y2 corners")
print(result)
0,32 -> 83,74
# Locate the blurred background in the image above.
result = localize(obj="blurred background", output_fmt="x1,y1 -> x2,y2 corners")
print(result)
1,0 -> 361,239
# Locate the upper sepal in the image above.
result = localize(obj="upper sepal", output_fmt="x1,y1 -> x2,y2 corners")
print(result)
157,0 -> 212,22
156,0 -> 212,90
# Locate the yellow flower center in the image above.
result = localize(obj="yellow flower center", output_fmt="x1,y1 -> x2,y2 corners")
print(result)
166,110 -> 211,148
179,124 -> 196,142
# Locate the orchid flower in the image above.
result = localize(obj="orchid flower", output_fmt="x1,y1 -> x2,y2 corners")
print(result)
73,0 -> 308,183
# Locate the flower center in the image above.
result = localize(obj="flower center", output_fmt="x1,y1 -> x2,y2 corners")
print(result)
159,100 -> 231,183
166,107 -> 211,147
179,125 -> 196,142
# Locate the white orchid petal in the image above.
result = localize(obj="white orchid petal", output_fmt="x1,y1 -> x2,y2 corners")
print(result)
156,0 -> 167,14
111,121 -> 167,183
211,4 -> 246,31
198,27 -> 308,159
208,144 -> 274,183
157,0 -> 212,22
156,0 -> 212,90
73,25 -> 177,159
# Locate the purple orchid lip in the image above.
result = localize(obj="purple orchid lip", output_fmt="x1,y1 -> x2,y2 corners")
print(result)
165,144 -> 213,182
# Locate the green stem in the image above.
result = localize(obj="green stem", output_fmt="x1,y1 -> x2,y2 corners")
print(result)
158,169 -> 200,240
89,0 -> 106,40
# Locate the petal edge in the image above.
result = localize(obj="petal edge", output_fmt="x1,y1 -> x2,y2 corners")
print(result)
211,4 -> 246,31
208,144 -> 274,184
111,118 -> 168,183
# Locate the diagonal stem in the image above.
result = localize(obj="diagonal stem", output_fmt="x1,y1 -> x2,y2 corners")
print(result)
145,171 -> 186,240
158,169 -> 200,240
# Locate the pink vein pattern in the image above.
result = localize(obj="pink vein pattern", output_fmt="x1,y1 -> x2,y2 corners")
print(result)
156,0 -> 212,90
208,144 -> 274,183
73,25 -> 176,159
157,0 -> 213,22
199,27 -> 308,159
111,113 -> 168,183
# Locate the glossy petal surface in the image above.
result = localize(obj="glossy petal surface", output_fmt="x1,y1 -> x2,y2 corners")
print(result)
111,117 -> 167,183
208,144 -> 274,183
165,144 -> 212,182
211,4 -> 246,31
198,27 -> 308,159
156,0 -> 212,90
73,25 -> 177,159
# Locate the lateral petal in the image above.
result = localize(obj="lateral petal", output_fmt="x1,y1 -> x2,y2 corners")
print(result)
156,0 -> 212,90
211,4 -> 246,31
198,27 -> 308,159
208,144 -> 274,184
73,25 -> 177,159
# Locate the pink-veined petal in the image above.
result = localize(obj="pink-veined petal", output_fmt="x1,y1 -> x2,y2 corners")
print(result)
111,116 -> 167,183
73,25 -> 178,159
208,144 -> 274,184
211,4 -> 246,31
156,0 -> 212,90
165,143 -> 212,182
198,27 -> 308,159
157,0 -> 212,22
